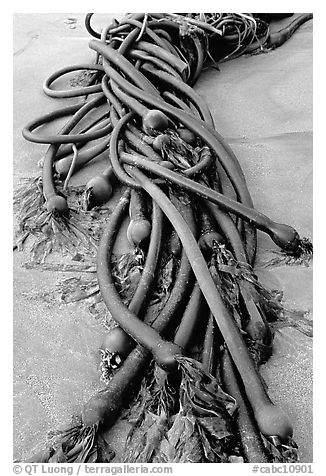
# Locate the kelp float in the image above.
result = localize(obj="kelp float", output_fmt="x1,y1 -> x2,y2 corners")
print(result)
14,13 -> 313,463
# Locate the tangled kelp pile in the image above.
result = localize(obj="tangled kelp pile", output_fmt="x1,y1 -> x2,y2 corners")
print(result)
14,13 -> 313,463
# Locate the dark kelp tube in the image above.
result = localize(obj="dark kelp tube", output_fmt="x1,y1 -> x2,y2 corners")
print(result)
120,152 -> 301,253
131,51 -> 183,79
267,14 -> 313,49
89,40 -> 161,98
54,137 -> 111,178
116,18 -> 174,52
22,96 -> 111,145
204,195 -> 249,263
201,313 -> 215,374
173,282 -> 204,351
126,189 -> 152,247
127,166 -> 293,441
100,43 -> 251,205
109,112 -> 141,189
128,200 -> 162,314
203,170 -> 256,265
202,200 -> 272,347
145,190 -> 196,332
100,64 -> 250,197
43,64 -> 104,98
42,97 -> 110,213
101,197 -> 164,368
135,40 -> 188,79
54,114 -> 112,160
123,127 -> 162,163
97,192 -> 181,372
141,63 -> 213,125
162,91 -> 197,117
221,350 -> 269,463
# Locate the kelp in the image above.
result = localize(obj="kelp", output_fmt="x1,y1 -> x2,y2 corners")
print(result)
125,410 -> 169,463
123,356 -> 240,463
111,248 -> 145,305
261,434 -> 299,463
160,130 -> 199,171
149,256 -> 176,308
26,424 -> 114,463
260,238 -> 313,268
271,311 -> 313,338
13,177 -> 111,263
57,276 -> 99,304
123,364 -> 177,463
100,348 -> 122,383
15,12 -> 313,464
69,70 -> 99,88
56,248 -> 145,306
210,243 -> 280,319
159,356 -> 239,463
23,261 -> 97,273
210,242 -> 311,336
209,244 -> 273,365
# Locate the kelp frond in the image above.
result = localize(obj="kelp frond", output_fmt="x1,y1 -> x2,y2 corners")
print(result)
13,177 -> 111,263
123,364 -> 177,463
261,237 -> 313,268
41,248 -> 145,330
25,424 -> 114,463
160,356 -> 239,463
211,242 -> 310,331
124,410 -> 169,463
111,248 -> 145,305
100,349 -> 122,383
209,244 -> 274,365
57,276 -> 99,304
150,256 -> 176,308
161,129 -> 199,171
271,310 -> 313,338
261,434 -> 299,463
